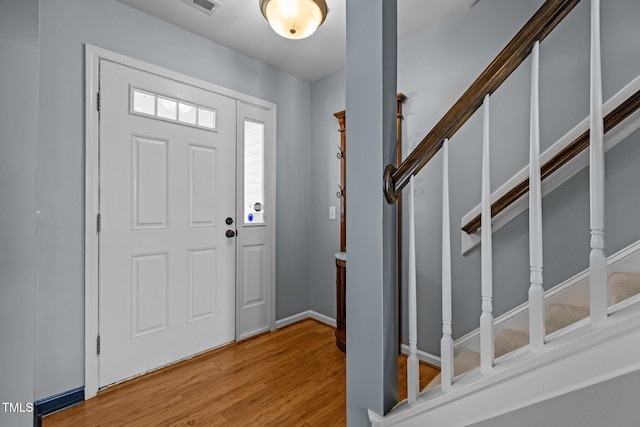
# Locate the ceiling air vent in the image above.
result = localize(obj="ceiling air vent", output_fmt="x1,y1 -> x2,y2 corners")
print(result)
179,0 -> 221,16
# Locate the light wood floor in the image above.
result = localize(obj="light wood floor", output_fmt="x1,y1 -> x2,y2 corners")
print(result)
44,320 -> 439,426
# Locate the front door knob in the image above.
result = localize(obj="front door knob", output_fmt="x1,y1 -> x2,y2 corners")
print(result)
225,230 -> 236,238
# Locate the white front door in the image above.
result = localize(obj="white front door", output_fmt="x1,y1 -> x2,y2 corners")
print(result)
98,60 -> 236,387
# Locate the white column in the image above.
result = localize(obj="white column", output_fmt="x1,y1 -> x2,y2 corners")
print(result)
480,95 -> 494,373
441,138 -> 454,391
407,176 -> 419,403
528,41 -> 545,348
589,0 -> 608,323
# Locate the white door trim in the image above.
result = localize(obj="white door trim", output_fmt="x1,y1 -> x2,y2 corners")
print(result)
84,44 -> 277,399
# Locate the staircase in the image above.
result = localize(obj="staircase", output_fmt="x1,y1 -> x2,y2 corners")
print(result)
372,0 -> 640,425
425,272 -> 640,390
370,266 -> 640,426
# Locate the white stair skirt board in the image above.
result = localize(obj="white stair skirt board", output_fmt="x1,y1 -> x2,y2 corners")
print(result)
275,310 -> 337,329
461,73 -> 640,254
455,239 -> 640,354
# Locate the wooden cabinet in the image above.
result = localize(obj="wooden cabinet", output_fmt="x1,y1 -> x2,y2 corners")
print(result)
335,256 -> 346,352
334,111 -> 347,352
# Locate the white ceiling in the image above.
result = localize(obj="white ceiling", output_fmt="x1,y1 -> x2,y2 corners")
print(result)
116,0 -> 478,82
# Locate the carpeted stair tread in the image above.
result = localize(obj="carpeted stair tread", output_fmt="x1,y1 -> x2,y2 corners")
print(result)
425,350 -> 480,389
451,350 -> 481,375
495,328 -> 529,358
545,303 -> 589,334
422,271 -> 640,393
426,329 -> 530,389
609,272 -> 640,305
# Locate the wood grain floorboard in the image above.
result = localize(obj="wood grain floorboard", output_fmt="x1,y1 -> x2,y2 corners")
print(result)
43,319 -> 439,426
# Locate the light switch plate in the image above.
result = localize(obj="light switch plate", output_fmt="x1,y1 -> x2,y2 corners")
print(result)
329,206 -> 336,220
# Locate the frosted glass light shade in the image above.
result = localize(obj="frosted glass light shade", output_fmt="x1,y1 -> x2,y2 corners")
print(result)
260,0 -> 328,40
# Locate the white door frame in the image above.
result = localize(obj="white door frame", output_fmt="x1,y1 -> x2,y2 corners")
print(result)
84,44 -> 277,399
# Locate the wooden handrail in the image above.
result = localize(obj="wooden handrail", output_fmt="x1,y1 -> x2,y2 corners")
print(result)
383,0 -> 581,204
461,88 -> 640,234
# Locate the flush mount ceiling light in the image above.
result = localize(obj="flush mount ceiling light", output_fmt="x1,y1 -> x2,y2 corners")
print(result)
259,0 -> 329,40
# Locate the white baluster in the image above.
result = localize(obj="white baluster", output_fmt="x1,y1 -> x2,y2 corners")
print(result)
589,0 -> 608,323
441,138 -> 454,391
407,176 -> 419,403
529,41 -> 545,348
480,94 -> 494,373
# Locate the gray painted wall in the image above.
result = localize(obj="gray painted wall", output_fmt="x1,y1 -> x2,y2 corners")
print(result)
309,69 -> 345,318
34,0 -> 312,400
309,0 -> 640,358
0,1 -> 39,425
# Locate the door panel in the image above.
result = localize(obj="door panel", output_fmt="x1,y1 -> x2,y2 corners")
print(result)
188,144 -> 217,227
132,135 -> 168,229
99,60 -> 236,387
242,244 -> 266,308
188,248 -> 217,321
131,252 -> 168,337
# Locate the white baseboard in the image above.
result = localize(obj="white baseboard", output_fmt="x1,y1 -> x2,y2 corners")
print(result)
275,311 -> 310,329
400,344 -> 441,368
309,310 -> 337,327
275,310 -> 336,329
